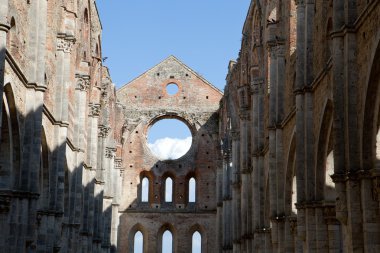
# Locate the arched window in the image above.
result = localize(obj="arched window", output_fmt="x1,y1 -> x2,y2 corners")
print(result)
134,231 -> 143,253
192,231 -> 202,253
165,177 -> 173,202
141,177 -> 149,202
291,176 -> 297,214
189,177 -> 196,202
325,150 -> 336,201
162,230 -> 173,253
0,102 -> 11,188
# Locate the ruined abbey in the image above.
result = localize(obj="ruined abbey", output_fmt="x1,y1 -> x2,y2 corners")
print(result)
0,0 -> 379,252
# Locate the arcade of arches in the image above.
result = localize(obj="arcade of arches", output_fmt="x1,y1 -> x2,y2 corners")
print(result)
0,0 -> 379,252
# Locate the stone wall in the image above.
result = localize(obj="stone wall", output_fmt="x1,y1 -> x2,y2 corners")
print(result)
116,56 -> 222,253
218,0 -> 380,252
0,1 -> 122,252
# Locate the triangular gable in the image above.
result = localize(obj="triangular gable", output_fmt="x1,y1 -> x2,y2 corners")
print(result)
116,55 -> 223,95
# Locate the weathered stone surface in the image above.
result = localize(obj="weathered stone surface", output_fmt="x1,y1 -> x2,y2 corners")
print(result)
0,0 -> 379,252
117,56 -> 222,252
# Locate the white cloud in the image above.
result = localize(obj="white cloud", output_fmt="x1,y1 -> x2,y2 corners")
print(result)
148,137 -> 192,160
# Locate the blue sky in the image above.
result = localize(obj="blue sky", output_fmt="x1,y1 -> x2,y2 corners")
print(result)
96,0 -> 251,91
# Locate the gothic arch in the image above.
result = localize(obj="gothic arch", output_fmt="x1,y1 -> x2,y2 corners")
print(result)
128,223 -> 148,253
284,128 -> 296,215
362,34 -> 380,170
188,224 -> 207,253
139,171 -> 154,203
0,84 -> 21,189
162,172 -> 175,203
157,223 -> 177,253
315,99 -> 334,201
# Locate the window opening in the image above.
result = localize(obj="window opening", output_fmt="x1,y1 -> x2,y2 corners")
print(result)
141,177 -> 149,202
192,231 -> 202,253
162,230 -> 173,253
165,177 -> 173,202
166,83 -> 179,95
134,231 -> 143,253
189,177 -> 196,202
147,119 -> 192,160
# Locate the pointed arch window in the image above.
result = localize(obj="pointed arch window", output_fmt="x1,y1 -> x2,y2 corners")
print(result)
192,231 -> 202,253
165,177 -> 173,202
162,230 -> 173,253
189,177 -> 196,203
134,231 -> 143,253
141,177 -> 149,202
325,150 -> 336,201
291,176 -> 297,214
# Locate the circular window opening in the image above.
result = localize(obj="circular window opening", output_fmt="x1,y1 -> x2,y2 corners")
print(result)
147,118 -> 192,160
166,83 -> 179,95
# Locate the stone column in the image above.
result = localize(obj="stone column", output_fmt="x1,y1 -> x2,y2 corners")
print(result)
0,1 -> 10,251
284,216 -> 296,253
267,42 -> 278,251
48,32 -> 74,252
110,158 -> 123,253
304,2 -> 317,251
238,84 -> 250,253
294,1 -> 306,251
231,131 -> 241,253
97,125 -> 110,182
0,0 -> 9,141
322,205 -> 342,253
223,150 -> 233,252
216,155 -> 223,253
315,204 -> 328,252
103,145 -> 115,252
274,43 -> 286,253
250,78 -> 262,251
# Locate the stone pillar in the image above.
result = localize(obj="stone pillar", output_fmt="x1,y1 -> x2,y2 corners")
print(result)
0,1 -> 10,248
0,0 -> 9,141
223,151 -> 233,252
323,205 -> 342,253
315,204 -> 328,252
284,217 -> 296,253
275,44 -> 286,253
238,84 -> 250,253
217,154 -> 224,253
294,1 -> 306,251
82,103 -> 100,251
97,125 -> 110,182
87,103 -> 101,166
267,42 -> 278,251
250,78 -> 263,251
231,131 -> 241,253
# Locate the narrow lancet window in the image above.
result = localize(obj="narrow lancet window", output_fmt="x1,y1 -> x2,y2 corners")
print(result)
141,177 -> 149,202
162,230 -> 173,253
165,177 -> 173,202
189,177 -> 196,202
192,231 -> 201,253
134,231 -> 143,253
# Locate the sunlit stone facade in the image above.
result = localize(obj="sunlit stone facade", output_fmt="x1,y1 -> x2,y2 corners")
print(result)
0,0 -> 379,252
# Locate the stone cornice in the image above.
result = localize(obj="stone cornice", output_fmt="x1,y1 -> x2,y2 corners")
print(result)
43,105 -> 69,127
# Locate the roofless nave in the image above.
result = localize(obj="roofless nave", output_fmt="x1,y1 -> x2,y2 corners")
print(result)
0,0 -> 379,252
